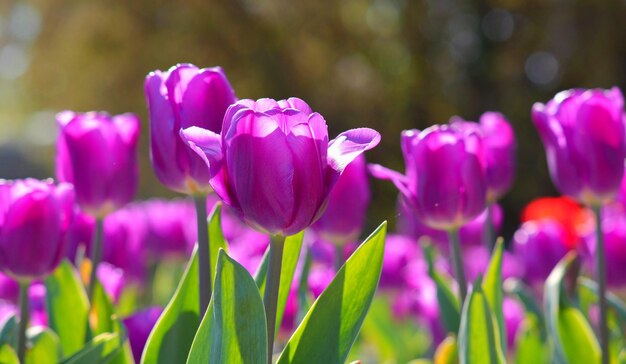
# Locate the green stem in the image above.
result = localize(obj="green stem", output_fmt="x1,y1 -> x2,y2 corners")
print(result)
17,281 -> 30,363
484,204 -> 495,250
592,205 -> 609,364
448,229 -> 467,306
264,235 -> 285,363
87,218 -> 103,304
334,245 -> 344,272
297,247 -> 312,325
194,195 -> 211,320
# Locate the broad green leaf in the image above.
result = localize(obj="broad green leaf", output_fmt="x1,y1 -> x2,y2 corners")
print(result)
45,260 -> 89,357
141,246 -> 199,364
433,335 -> 458,364
254,231 -> 304,333
514,314 -> 549,364
619,349 -> 626,364
0,314 -> 18,348
482,239 -> 506,355
60,332 -> 121,364
25,327 -> 62,364
422,244 -> 460,333
458,276 -> 505,364
91,281 -> 116,336
0,344 -> 18,364
544,252 -> 600,364
276,222 -> 387,364
186,250 -> 267,363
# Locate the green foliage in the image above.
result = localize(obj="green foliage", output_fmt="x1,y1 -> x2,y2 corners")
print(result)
208,203 -> 229,284
544,252 -> 600,364
254,231 -> 304,333
457,276 -> 505,364
187,250 -> 267,363
422,244 -> 460,333
514,314 -> 549,364
433,335 -> 458,364
59,332 -> 122,364
0,344 -> 18,364
45,260 -> 90,358
25,327 -> 62,364
0,315 -> 18,348
276,221 -> 386,364
482,239 -> 506,356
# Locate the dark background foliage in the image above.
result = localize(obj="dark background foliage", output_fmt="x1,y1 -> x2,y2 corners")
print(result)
1,0 -> 624,238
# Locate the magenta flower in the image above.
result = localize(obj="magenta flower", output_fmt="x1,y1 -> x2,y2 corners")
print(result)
371,125 -> 487,231
143,199 -> 197,259
0,179 -> 74,281
123,306 -> 163,363
311,155 -> 371,245
0,272 -> 19,303
503,297 -> 524,350
462,245 -> 523,283
584,209 -> 626,287
145,64 -> 237,194
182,97 -> 380,236
451,112 -> 516,202
532,88 -> 626,206
56,111 -> 140,218
512,219 -> 572,285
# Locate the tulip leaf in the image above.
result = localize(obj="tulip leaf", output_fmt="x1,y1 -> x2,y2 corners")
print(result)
25,327 -> 62,364
91,281 -> 116,336
186,250 -> 267,363
208,202 -> 229,283
59,332 -> 121,364
45,260 -> 90,358
422,244 -> 461,333
578,277 -> 626,324
458,276 -> 505,364
481,239 -> 506,355
0,344 -> 18,364
254,231 -> 304,333
276,221 -> 387,364
141,246 -> 199,364
0,314 -> 18,348
434,335 -> 458,364
504,279 -> 544,326
544,252 -> 600,364
514,314 -> 550,364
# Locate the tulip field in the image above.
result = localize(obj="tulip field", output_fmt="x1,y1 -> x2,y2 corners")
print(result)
0,62 -> 626,364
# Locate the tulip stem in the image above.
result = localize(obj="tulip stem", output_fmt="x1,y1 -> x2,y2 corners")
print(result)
335,245 -> 344,272
87,218 -> 103,305
17,281 -> 30,363
592,205 -> 609,364
264,235 -> 285,363
448,229 -> 467,306
484,204 -> 495,250
194,196 -> 211,320
297,247 -> 312,325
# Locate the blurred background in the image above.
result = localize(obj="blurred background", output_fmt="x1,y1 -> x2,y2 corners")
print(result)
0,0 -> 624,239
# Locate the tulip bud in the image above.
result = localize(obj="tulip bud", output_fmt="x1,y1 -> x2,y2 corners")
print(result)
532,87 -> 626,206
145,64 -> 237,194
182,97 -> 380,236
0,179 -> 74,281
371,125 -> 487,231
56,111 -> 140,218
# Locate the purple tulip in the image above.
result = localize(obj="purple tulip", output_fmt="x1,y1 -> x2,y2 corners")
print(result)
56,111 -> 140,218
97,262 -> 126,303
450,112 -> 516,202
584,210 -> 626,287
65,211 -> 96,263
311,155 -> 371,245
532,88 -> 626,206
0,301 -> 16,326
123,306 -> 163,363
143,199 -> 196,259
463,245 -> 523,283
145,64 -> 237,194
0,272 -> 19,303
28,282 -> 47,327
503,297 -> 524,349
182,97 -> 380,236
0,179 -> 74,281
380,234 -> 419,289
512,219 -> 571,285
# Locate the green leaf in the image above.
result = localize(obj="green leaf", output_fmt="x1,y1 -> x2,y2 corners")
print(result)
514,314 -> 549,364
208,203 -> 229,280
25,327 -> 62,364
186,250 -> 267,363
0,344 -> 18,364
141,247 -> 199,364
503,279 -> 544,327
276,221 -> 387,364
45,260 -> 90,357
433,335 -> 458,364
482,239 -> 506,355
458,276 -> 505,364
422,244 -> 460,333
578,277 -> 626,323
59,332 -> 121,364
91,281 -> 116,336
0,314 -> 18,348
254,231 -> 304,333
544,252 -> 600,364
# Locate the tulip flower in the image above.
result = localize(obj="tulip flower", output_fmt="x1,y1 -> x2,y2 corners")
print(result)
0,273 -> 19,303
532,87 -> 626,363
182,97 -> 380,359
0,178 -> 74,362
124,306 -> 163,363
584,209 -> 626,288
503,297 -> 524,350
370,125 -> 487,304
143,199 -> 196,259
56,111 -> 140,218
145,64 -> 237,194
311,155 -> 371,246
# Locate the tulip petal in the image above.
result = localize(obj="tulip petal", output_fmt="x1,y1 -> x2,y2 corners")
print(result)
327,128 -> 381,174
368,163 -> 413,200
179,126 -> 226,199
